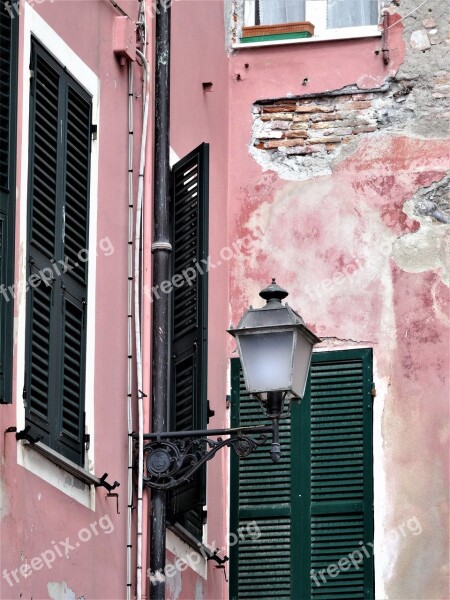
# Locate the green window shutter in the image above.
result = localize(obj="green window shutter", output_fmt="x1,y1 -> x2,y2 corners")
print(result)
229,357 -> 292,600
25,40 -> 91,466
168,143 -> 209,540
230,349 -> 374,600
0,0 -> 18,403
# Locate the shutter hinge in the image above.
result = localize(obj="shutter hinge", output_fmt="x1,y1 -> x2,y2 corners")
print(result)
371,383 -> 376,403
207,400 -> 215,424
84,433 -> 90,451
91,124 -> 98,141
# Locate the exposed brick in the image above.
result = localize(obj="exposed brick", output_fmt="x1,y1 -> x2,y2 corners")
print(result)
293,114 -> 311,122
285,130 -> 310,138
310,113 -> 344,123
263,138 -> 305,148
254,130 -> 284,139
352,93 -> 374,101
291,123 -> 309,131
433,76 -> 450,84
323,125 -> 352,135
336,100 -> 372,110
280,145 -> 323,155
260,113 -> 294,121
308,136 -> 343,144
262,104 -> 296,113
352,126 -> 378,134
270,120 -> 292,130
296,104 -> 335,113
311,120 -> 345,129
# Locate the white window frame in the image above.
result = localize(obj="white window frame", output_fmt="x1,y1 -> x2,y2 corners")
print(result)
235,0 -> 382,48
16,2 -> 99,509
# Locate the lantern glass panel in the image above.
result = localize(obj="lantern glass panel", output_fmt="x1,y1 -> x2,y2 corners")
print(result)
292,332 -> 314,398
239,331 -> 294,393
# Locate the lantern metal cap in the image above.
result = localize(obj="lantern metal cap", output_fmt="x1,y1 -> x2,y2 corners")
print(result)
259,278 -> 288,305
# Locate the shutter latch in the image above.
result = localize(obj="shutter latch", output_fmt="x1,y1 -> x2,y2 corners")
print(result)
207,400 -> 215,423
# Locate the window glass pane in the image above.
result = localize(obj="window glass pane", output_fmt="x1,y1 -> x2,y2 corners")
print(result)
327,0 -> 379,28
259,0 -> 306,25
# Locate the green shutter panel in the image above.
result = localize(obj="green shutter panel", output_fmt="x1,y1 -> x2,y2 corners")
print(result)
25,40 -> 91,466
168,143 -> 209,539
230,349 -> 374,600
229,358 -> 292,600
0,0 -> 18,403
293,348 -> 374,600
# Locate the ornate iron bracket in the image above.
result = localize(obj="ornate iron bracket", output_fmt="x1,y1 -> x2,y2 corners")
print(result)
140,425 -> 273,490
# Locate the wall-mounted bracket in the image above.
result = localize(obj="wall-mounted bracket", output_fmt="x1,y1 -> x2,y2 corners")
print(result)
139,425 -> 273,490
6,425 -> 42,445
95,472 -> 120,493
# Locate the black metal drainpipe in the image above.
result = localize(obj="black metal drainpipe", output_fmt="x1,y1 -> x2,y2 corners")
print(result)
149,2 -> 171,599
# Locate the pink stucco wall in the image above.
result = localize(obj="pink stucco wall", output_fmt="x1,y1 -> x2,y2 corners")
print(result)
2,1 -> 448,599
1,1 -> 141,598
226,14 -> 449,600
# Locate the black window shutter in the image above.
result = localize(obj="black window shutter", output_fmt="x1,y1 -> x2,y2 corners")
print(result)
168,143 -> 209,540
25,40 -> 91,466
230,349 -> 374,600
0,0 -> 18,403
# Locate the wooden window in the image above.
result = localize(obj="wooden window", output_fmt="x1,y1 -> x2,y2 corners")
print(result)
230,348 -> 374,599
168,143 -> 209,541
25,40 -> 92,466
0,0 -> 19,404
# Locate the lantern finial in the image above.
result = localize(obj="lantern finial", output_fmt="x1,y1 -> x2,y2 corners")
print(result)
259,279 -> 288,304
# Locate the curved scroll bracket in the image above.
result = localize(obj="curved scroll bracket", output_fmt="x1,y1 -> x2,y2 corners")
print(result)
142,427 -> 272,490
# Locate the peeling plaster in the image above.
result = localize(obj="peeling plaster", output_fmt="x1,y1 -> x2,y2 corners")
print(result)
249,81 -> 418,182
166,566 -> 182,600
392,198 -> 450,287
0,477 -> 9,520
47,581 -> 84,600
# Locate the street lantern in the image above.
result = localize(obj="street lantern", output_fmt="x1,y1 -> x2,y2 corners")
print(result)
228,279 -> 321,461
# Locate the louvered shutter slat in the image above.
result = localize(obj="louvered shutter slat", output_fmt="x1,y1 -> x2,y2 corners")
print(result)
58,297 -> 86,463
26,280 -> 52,443
0,1 -> 13,191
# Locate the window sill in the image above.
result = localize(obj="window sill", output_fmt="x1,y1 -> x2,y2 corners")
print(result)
23,441 -> 100,487
233,26 -> 381,49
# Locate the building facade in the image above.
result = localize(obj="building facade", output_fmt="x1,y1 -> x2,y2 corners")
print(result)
0,0 -> 448,599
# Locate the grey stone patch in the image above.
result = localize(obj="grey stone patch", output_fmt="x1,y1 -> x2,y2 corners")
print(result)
410,30 -> 431,51
415,175 -> 450,224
